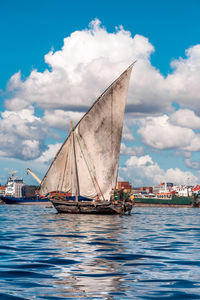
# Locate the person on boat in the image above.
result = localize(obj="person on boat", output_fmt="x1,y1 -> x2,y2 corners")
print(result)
95,195 -> 99,202
111,189 -> 119,204
110,188 -> 114,202
123,189 -> 129,202
123,192 -> 134,214
120,188 -> 124,202
113,189 -> 119,201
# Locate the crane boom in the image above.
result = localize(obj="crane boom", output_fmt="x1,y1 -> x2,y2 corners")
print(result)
27,168 -> 41,184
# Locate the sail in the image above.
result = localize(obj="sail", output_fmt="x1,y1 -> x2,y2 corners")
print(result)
39,64 -> 134,200
39,134 -> 73,195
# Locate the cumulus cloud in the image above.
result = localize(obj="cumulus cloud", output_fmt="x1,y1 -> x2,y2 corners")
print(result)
120,143 -> 144,156
185,158 -> 200,169
166,45 -> 200,110
122,124 -> 134,141
4,18 -> 200,137
36,143 -> 62,164
119,155 -> 198,186
43,110 -> 84,130
4,18 -> 170,117
5,96 -> 29,111
0,107 -> 48,160
3,19 -> 200,119
175,151 -> 192,158
170,109 -> 200,129
138,115 -> 200,151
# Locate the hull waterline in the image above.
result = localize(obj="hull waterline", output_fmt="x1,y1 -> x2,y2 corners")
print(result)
0,195 -> 50,205
50,196 -> 133,215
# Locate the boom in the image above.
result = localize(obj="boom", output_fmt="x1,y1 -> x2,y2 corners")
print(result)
27,168 -> 41,184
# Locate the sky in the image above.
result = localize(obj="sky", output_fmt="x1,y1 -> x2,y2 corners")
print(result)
1,0 -> 200,187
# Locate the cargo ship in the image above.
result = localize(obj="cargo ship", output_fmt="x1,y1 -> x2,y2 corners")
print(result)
0,170 -> 50,205
134,192 -> 200,207
118,182 -> 200,207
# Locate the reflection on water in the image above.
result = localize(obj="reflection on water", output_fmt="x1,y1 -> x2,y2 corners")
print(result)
0,205 -> 200,299
42,214 -> 130,298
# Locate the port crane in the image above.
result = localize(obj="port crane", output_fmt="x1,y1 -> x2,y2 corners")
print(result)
27,168 -> 41,184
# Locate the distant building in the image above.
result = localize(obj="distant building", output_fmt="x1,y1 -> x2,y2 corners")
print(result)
139,186 -> 153,193
131,187 -> 142,194
153,185 -> 160,194
117,181 -> 132,191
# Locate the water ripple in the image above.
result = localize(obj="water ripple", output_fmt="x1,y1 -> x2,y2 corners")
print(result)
0,206 -> 200,299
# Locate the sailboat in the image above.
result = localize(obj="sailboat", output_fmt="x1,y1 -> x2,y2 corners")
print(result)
39,63 -> 135,214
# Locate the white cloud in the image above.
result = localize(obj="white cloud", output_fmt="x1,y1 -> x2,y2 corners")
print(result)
5,19 -> 169,117
170,109 -> 200,129
138,115 -> 200,151
122,124 -> 134,141
120,143 -> 144,156
5,96 -> 29,111
126,155 -> 154,167
120,155 -> 163,186
166,45 -> 200,110
3,19 -> 200,119
43,110 -> 84,130
119,155 -> 198,186
0,107 -> 48,160
185,158 -> 200,169
36,143 -> 62,164
175,151 -> 192,158
2,107 -> 40,123
21,140 -> 41,159
164,168 -> 197,185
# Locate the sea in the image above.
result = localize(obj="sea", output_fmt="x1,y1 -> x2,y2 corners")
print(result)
0,205 -> 200,300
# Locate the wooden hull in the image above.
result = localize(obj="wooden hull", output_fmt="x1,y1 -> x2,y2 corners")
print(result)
50,196 -> 133,215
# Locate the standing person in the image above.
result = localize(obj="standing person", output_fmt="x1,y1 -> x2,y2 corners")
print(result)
120,188 -> 124,202
125,192 -> 134,215
123,189 -> 129,202
110,188 -> 114,202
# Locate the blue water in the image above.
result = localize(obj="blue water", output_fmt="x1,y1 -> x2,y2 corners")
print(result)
0,206 -> 200,299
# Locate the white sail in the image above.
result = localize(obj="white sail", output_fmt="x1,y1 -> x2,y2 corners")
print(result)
39,134 -> 72,195
39,64 -> 134,200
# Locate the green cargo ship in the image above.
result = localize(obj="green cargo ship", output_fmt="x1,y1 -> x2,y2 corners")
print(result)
134,195 -> 200,207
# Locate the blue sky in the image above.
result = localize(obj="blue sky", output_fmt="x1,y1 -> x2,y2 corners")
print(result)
1,0 -> 200,89
1,0 -> 200,186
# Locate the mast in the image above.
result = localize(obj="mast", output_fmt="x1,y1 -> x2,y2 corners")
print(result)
72,130 -> 80,201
